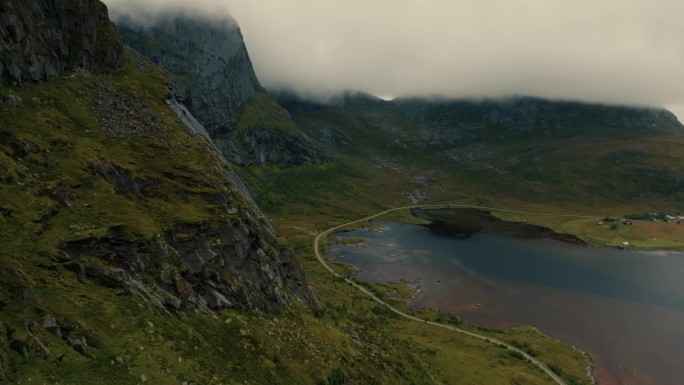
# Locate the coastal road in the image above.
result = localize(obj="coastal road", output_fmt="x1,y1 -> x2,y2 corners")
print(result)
313,204 -> 594,385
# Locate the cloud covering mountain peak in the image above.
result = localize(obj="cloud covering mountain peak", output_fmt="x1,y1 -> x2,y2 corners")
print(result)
105,0 -> 684,118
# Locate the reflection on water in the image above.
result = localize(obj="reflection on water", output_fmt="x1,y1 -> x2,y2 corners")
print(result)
333,221 -> 684,385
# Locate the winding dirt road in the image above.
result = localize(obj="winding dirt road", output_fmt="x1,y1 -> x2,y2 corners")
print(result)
313,204 -> 595,385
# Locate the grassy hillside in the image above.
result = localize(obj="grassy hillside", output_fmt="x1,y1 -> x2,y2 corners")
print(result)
235,89 -> 302,135
0,52 -> 593,385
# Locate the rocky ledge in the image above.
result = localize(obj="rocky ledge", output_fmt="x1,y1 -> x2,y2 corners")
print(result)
0,0 -> 123,85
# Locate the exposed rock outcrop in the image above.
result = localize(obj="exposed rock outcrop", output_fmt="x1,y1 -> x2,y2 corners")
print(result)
115,14 -> 328,166
217,127 -> 328,166
116,15 -> 256,132
82,71 -> 321,314
61,219 -> 320,314
0,0 -> 123,85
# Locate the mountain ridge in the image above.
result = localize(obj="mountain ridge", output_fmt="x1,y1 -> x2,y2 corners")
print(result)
273,90 -> 684,208
115,14 -> 330,167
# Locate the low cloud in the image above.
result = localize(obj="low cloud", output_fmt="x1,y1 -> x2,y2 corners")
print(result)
106,0 -> 236,26
105,0 -> 684,114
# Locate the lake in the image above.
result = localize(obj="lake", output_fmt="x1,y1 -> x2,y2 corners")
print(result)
331,211 -> 684,385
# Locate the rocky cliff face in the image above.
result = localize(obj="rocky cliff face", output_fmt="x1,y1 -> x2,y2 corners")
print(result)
0,0 -> 123,85
1,4 -> 323,378
60,161 -> 320,314
115,14 -> 328,167
116,16 -> 256,133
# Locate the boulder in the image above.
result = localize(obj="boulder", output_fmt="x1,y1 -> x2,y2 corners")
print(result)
42,315 -> 62,338
4,94 -> 21,106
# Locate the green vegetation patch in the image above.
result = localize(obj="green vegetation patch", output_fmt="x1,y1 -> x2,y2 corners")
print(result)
235,89 -> 301,135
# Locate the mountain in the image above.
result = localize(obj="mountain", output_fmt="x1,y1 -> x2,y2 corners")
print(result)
0,2 -> 330,383
279,92 -> 682,145
0,2 -> 600,384
276,92 -> 684,206
114,14 -> 329,167
392,96 -> 681,142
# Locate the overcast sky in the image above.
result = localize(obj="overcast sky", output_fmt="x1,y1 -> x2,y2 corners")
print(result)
106,0 -> 684,118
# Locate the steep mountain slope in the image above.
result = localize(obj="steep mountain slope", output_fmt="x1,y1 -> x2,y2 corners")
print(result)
114,14 -> 329,167
0,4 -> 319,314
0,1 -> 331,382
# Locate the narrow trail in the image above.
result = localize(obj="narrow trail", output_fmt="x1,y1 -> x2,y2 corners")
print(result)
313,204 -> 592,385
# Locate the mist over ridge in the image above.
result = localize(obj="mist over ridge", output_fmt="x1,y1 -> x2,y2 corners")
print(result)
104,0 -> 684,118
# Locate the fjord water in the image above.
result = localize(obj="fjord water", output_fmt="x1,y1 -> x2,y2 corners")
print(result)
332,221 -> 684,385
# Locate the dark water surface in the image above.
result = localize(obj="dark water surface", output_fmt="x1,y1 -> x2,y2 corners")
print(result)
332,219 -> 684,385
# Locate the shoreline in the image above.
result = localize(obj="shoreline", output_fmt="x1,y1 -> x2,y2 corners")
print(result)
314,203 -> 582,385
321,203 -> 684,385
338,204 -> 684,252
329,207 -> 681,385
347,272 -> 598,385
411,207 -> 588,246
